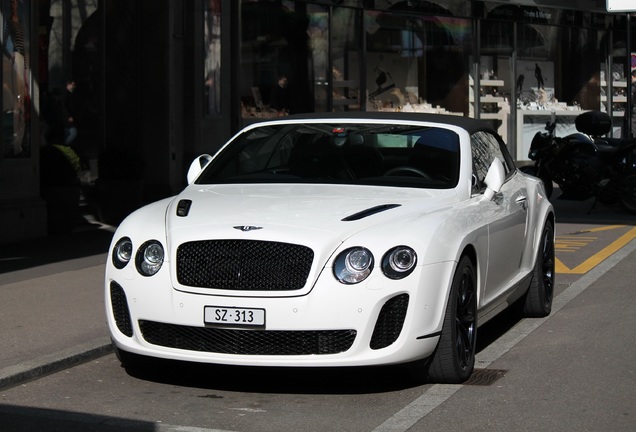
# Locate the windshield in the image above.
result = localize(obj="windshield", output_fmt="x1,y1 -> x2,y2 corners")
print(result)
196,123 -> 461,189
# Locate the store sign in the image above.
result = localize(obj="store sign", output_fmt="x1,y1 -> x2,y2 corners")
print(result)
607,0 -> 636,12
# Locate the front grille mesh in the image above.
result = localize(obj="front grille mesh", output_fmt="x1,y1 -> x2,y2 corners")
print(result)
370,294 -> 409,350
139,321 -> 356,355
110,282 -> 133,337
177,240 -> 314,290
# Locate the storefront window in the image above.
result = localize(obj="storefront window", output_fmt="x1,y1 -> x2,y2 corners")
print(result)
474,19 -> 514,143
240,0 -> 328,121
604,29 -> 630,137
1,0 -> 31,159
204,0 -> 221,116
331,7 -> 361,112
365,10 -> 471,115
516,20 -> 609,158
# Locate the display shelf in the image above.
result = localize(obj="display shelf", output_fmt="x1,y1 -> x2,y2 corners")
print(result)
332,80 -> 359,111
600,78 -> 629,123
469,76 -> 510,142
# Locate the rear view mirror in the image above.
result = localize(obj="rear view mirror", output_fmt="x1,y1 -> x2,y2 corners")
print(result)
483,158 -> 505,200
187,154 -> 213,184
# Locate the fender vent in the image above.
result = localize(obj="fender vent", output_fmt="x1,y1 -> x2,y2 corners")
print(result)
342,204 -> 401,221
110,281 -> 133,337
370,294 -> 409,350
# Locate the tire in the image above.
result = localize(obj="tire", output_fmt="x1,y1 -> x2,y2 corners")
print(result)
426,256 -> 477,384
521,221 -> 555,317
619,174 -> 636,214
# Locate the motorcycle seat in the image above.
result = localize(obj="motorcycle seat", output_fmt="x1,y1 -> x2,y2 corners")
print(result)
594,138 -> 627,156
594,137 -> 621,149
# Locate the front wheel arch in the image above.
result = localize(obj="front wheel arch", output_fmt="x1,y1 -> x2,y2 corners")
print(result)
425,254 -> 478,384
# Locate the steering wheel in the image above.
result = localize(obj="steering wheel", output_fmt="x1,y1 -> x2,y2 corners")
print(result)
384,166 -> 431,179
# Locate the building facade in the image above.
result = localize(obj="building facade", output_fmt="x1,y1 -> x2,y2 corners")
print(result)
0,0 -> 634,244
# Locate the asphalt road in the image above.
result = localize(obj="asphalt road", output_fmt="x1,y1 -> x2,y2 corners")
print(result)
0,194 -> 634,431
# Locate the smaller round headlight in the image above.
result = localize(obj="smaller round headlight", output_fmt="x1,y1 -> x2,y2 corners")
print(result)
112,237 -> 133,269
136,240 -> 164,276
382,246 -> 417,280
334,247 -> 374,284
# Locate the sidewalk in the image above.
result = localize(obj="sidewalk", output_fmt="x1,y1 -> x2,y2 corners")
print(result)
0,215 -> 115,390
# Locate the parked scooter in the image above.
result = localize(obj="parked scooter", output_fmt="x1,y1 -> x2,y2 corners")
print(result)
520,110 -> 636,214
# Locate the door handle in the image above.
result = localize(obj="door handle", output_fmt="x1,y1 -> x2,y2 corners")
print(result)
515,195 -> 528,210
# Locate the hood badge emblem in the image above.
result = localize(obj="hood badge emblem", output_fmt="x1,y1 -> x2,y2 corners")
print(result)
233,225 -> 263,232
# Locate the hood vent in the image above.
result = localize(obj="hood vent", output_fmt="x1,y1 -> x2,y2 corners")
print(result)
176,199 -> 193,217
342,204 -> 401,221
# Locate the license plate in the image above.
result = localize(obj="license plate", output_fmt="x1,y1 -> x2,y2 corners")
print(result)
204,306 -> 265,327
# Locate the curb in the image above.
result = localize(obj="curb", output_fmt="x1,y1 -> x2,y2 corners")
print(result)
0,337 -> 113,391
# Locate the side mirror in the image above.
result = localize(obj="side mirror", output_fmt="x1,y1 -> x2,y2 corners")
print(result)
483,158 -> 505,200
187,154 -> 213,185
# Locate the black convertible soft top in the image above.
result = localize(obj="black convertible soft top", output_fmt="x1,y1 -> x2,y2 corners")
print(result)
278,111 -> 499,137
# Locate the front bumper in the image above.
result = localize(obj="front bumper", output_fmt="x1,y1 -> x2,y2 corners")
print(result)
106,261 -> 454,367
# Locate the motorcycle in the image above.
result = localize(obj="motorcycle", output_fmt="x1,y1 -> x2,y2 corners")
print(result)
520,110 -> 636,214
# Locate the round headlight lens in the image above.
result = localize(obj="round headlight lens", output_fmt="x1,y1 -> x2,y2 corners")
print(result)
382,246 -> 417,279
136,240 -> 164,276
334,247 -> 374,284
112,237 -> 133,269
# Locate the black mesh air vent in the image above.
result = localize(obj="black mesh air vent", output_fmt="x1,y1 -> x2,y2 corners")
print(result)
139,320 -> 356,355
177,240 -> 314,290
110,281 -> 133,337
370,294 -> 409,350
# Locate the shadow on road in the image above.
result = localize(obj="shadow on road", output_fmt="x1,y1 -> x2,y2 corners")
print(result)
550,188 -> 636,226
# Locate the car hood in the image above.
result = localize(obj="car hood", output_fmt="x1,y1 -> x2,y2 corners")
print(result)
166,183 -> 457,244
158,183 -> 458,296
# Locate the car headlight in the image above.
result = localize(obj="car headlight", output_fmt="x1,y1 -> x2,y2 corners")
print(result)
135,240 -> 165,276
334,247 -> 374,284
112,237 -> 133,269
382,246 -> 417,279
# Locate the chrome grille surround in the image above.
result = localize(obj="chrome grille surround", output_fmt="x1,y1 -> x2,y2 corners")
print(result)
177,240 -> 314,291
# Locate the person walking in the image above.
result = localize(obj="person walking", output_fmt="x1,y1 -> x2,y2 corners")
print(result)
62,80 -> 78,145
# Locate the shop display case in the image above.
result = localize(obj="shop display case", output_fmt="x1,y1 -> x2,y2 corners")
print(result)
515,110 -> 583,161
600,63 -> 630,137
332,79 -> 360,111
469,76 -> 510,142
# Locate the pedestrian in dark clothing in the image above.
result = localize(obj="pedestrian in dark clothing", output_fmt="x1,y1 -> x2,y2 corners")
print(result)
62,80 -> 78,145
270,74 -> 290,115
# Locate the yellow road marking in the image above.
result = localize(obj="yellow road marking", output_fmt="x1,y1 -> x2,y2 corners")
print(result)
556,236 -> 596,253
579,225 -> 627,233
556,226 -> 636,274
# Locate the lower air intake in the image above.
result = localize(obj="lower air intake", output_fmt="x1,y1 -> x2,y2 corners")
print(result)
139,320 -> 356,355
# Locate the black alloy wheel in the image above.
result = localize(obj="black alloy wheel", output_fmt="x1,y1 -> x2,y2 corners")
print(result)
427,255 -> 477,384
521,220 -> 555,317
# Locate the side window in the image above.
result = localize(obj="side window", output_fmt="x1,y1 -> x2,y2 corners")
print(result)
470,131 -> 513,189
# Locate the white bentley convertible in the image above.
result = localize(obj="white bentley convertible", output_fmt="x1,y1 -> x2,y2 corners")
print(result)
106,112 -> 555,383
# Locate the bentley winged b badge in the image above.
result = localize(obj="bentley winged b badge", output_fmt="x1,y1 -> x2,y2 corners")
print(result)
233,225 -> 263,232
